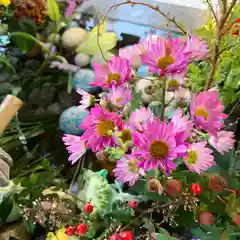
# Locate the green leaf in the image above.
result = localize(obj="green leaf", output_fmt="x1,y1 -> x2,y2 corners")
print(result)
47,0 -> 61,21
8,17 -> 36,53
0,56 -> 16,73
24,218 -> 36,234
0,196 -> 13,223
129,90 -> 142,112
9,237 -> 20,240
149,101 -> 162,119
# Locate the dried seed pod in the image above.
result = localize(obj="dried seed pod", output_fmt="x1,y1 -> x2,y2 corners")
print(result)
209,175 -> 227,193
165,179 -> 183,197
199,211 -> 214,225
147,178 -> 163,194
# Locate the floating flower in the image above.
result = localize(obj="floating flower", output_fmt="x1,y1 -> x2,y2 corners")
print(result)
76,88 -> 95,109
90,56 -> 131,89
190,90 -> 227,136
113,154 -> 144,186
0,0 -> 10,6
166,73 -> 186,91
141,37 -> 190,75
128,107 -> 154,132
209,131 -> 235,154
119,45 -> 142,69
79,104 -> 122,152
185,36 -> 209,61
107,86 -> 132,110
62,134 -> 86,165
133,119 -> 186,174
184,141 -> 215,174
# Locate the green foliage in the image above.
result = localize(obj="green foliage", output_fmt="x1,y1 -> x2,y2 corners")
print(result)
129,90 -> 142,112
8,17 -> 36,53
188,61 -> 211,92
149,101 -> 162,119
77,169 -> 112,212
0,196 -> 13,223
47,0 -> 61,21
0,56 -> 16,73
215,37 -> 240,105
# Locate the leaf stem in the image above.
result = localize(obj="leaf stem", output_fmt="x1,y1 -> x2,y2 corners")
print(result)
160,76 -> 167,121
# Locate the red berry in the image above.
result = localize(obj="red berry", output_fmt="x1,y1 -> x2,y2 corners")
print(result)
108,234 -> 123,240
65,226 -> 75,236
199,211 -> 214,225
129,200 -> 137,209
233,215 -> 240,225
76,223 -> 88,236
190,183 -> 202,195
83,203 -> 94,213
119,231 -> 133,240
165,179 -> 182,197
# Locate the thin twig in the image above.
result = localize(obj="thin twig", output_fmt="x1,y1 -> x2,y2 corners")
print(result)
205,0 -> 238,90
206,0 -> 219,24
97,1 -> 187,61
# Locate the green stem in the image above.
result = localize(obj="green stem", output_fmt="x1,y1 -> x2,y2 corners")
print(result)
68,158 -> 82,193
160,76 -> 167,121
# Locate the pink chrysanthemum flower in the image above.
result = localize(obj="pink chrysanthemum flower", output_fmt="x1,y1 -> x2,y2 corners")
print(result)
62,134 -> 86,165
65,0 -> 77,17
190,90 -> 227,136
128,107 -> 154,132
107,86 -> 132,110
133,119 -> 186,174
119,45 -> 142,69
76,88 -> 95,109
185,36 -> 209,61
79,104 -> 122,152
90,56 -> 131,89
209,131 -> 235,154
113,154 -> 144,186
170,109 -> 193,142
184,141 -> 215,174
141,37 -> 190,75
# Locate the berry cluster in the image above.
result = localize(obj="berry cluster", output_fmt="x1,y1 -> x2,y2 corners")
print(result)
65,203 -> 94,237
109,231 -> 133,240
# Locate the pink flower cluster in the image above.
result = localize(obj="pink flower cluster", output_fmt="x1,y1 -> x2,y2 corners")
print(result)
62,35 -> 234,187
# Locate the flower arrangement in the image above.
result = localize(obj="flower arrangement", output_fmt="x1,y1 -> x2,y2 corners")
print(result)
0,0 -> 240,239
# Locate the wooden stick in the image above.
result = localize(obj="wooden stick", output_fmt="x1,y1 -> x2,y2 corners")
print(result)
0,95 -> 23,136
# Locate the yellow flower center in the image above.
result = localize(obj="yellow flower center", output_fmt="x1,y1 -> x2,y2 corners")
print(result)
168,79 -> 179,89
156,56 -> 175,70
128,160 -> 139,173
150,140 -> 169,158
116,97 -> 122,103
96,120 -> 115,136
195,107 -> 208,120
0,0 -> 10,6
120,129 -> 132,143
185,151 -> 198,164
106,73 -> 121,85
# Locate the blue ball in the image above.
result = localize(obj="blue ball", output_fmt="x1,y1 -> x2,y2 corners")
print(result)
73,69 -> 99,93
136,65 -> 153,78
59,106 -> 89,135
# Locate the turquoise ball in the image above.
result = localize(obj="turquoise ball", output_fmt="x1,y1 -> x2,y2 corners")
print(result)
136,65 -> 153,78
73,69 -> 99,93
59,106 -> 89,135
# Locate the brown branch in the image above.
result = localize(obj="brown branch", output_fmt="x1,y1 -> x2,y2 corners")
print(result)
206,0 -> 219,24
205,0 -> 238,90
97,0 -> 187,61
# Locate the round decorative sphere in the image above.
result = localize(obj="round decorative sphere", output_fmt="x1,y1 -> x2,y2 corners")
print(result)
61,28 -> 88,50
73,69 -> 99,93
75,53 -> 91,67
136,65 -> 153,78
59,106 -> 89,135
